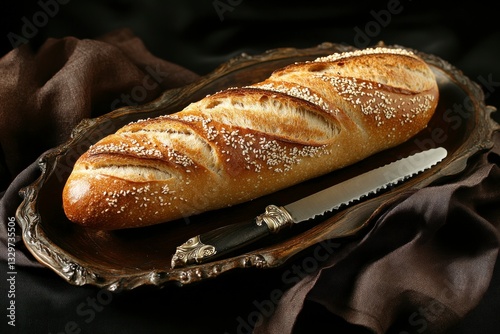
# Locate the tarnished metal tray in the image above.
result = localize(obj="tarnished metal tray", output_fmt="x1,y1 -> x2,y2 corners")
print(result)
16,43 -> 499,290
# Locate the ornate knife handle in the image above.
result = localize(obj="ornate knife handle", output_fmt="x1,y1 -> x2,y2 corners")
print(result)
171,205 -> 294,268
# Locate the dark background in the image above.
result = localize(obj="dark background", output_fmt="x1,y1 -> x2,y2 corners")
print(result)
1,0 -> 500,333
2,0 -> 500,103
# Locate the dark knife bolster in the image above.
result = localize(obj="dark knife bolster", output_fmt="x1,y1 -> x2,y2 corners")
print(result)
171,205 -> 294,268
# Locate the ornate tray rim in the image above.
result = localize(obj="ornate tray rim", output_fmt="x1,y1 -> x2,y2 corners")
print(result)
16,42 -> 499,290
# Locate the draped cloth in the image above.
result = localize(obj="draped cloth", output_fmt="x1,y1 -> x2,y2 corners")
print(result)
254,139 -> 500,333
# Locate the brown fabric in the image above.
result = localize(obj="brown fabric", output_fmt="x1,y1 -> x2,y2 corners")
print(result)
254,133 -> 500,333
0,28 -> 199,265
0,28 -> 199,185
1,29 -> 499,334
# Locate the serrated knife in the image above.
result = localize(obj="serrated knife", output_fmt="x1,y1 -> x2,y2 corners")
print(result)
171,147 -> 447,268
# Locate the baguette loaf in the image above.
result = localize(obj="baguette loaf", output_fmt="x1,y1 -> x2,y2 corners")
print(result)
62,47 -> 439,230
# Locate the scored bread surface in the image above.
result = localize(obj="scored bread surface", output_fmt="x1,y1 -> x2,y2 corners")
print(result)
62,47 -> 439,230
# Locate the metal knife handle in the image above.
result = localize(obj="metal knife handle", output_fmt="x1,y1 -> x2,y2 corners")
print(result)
171,205 -> 294,268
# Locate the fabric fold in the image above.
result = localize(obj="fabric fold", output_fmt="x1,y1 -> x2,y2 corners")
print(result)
0,28 -> 199,185
0,28 -> 200,266
255,137 -> 500,333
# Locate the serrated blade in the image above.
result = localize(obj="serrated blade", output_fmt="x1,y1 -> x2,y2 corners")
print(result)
285,147 -> 447,223
171,147 -> 448,267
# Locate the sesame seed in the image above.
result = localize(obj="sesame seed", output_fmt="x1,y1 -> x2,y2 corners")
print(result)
314,47 -> 416,63
166,148 -> 195,167
89,142 -> 163,159
250,82 -> 337,115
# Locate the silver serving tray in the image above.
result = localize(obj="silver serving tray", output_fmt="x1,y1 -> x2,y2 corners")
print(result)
16,42 -> 499,290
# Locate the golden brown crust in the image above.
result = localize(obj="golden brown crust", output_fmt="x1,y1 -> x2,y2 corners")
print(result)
62,47 -> 439,230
